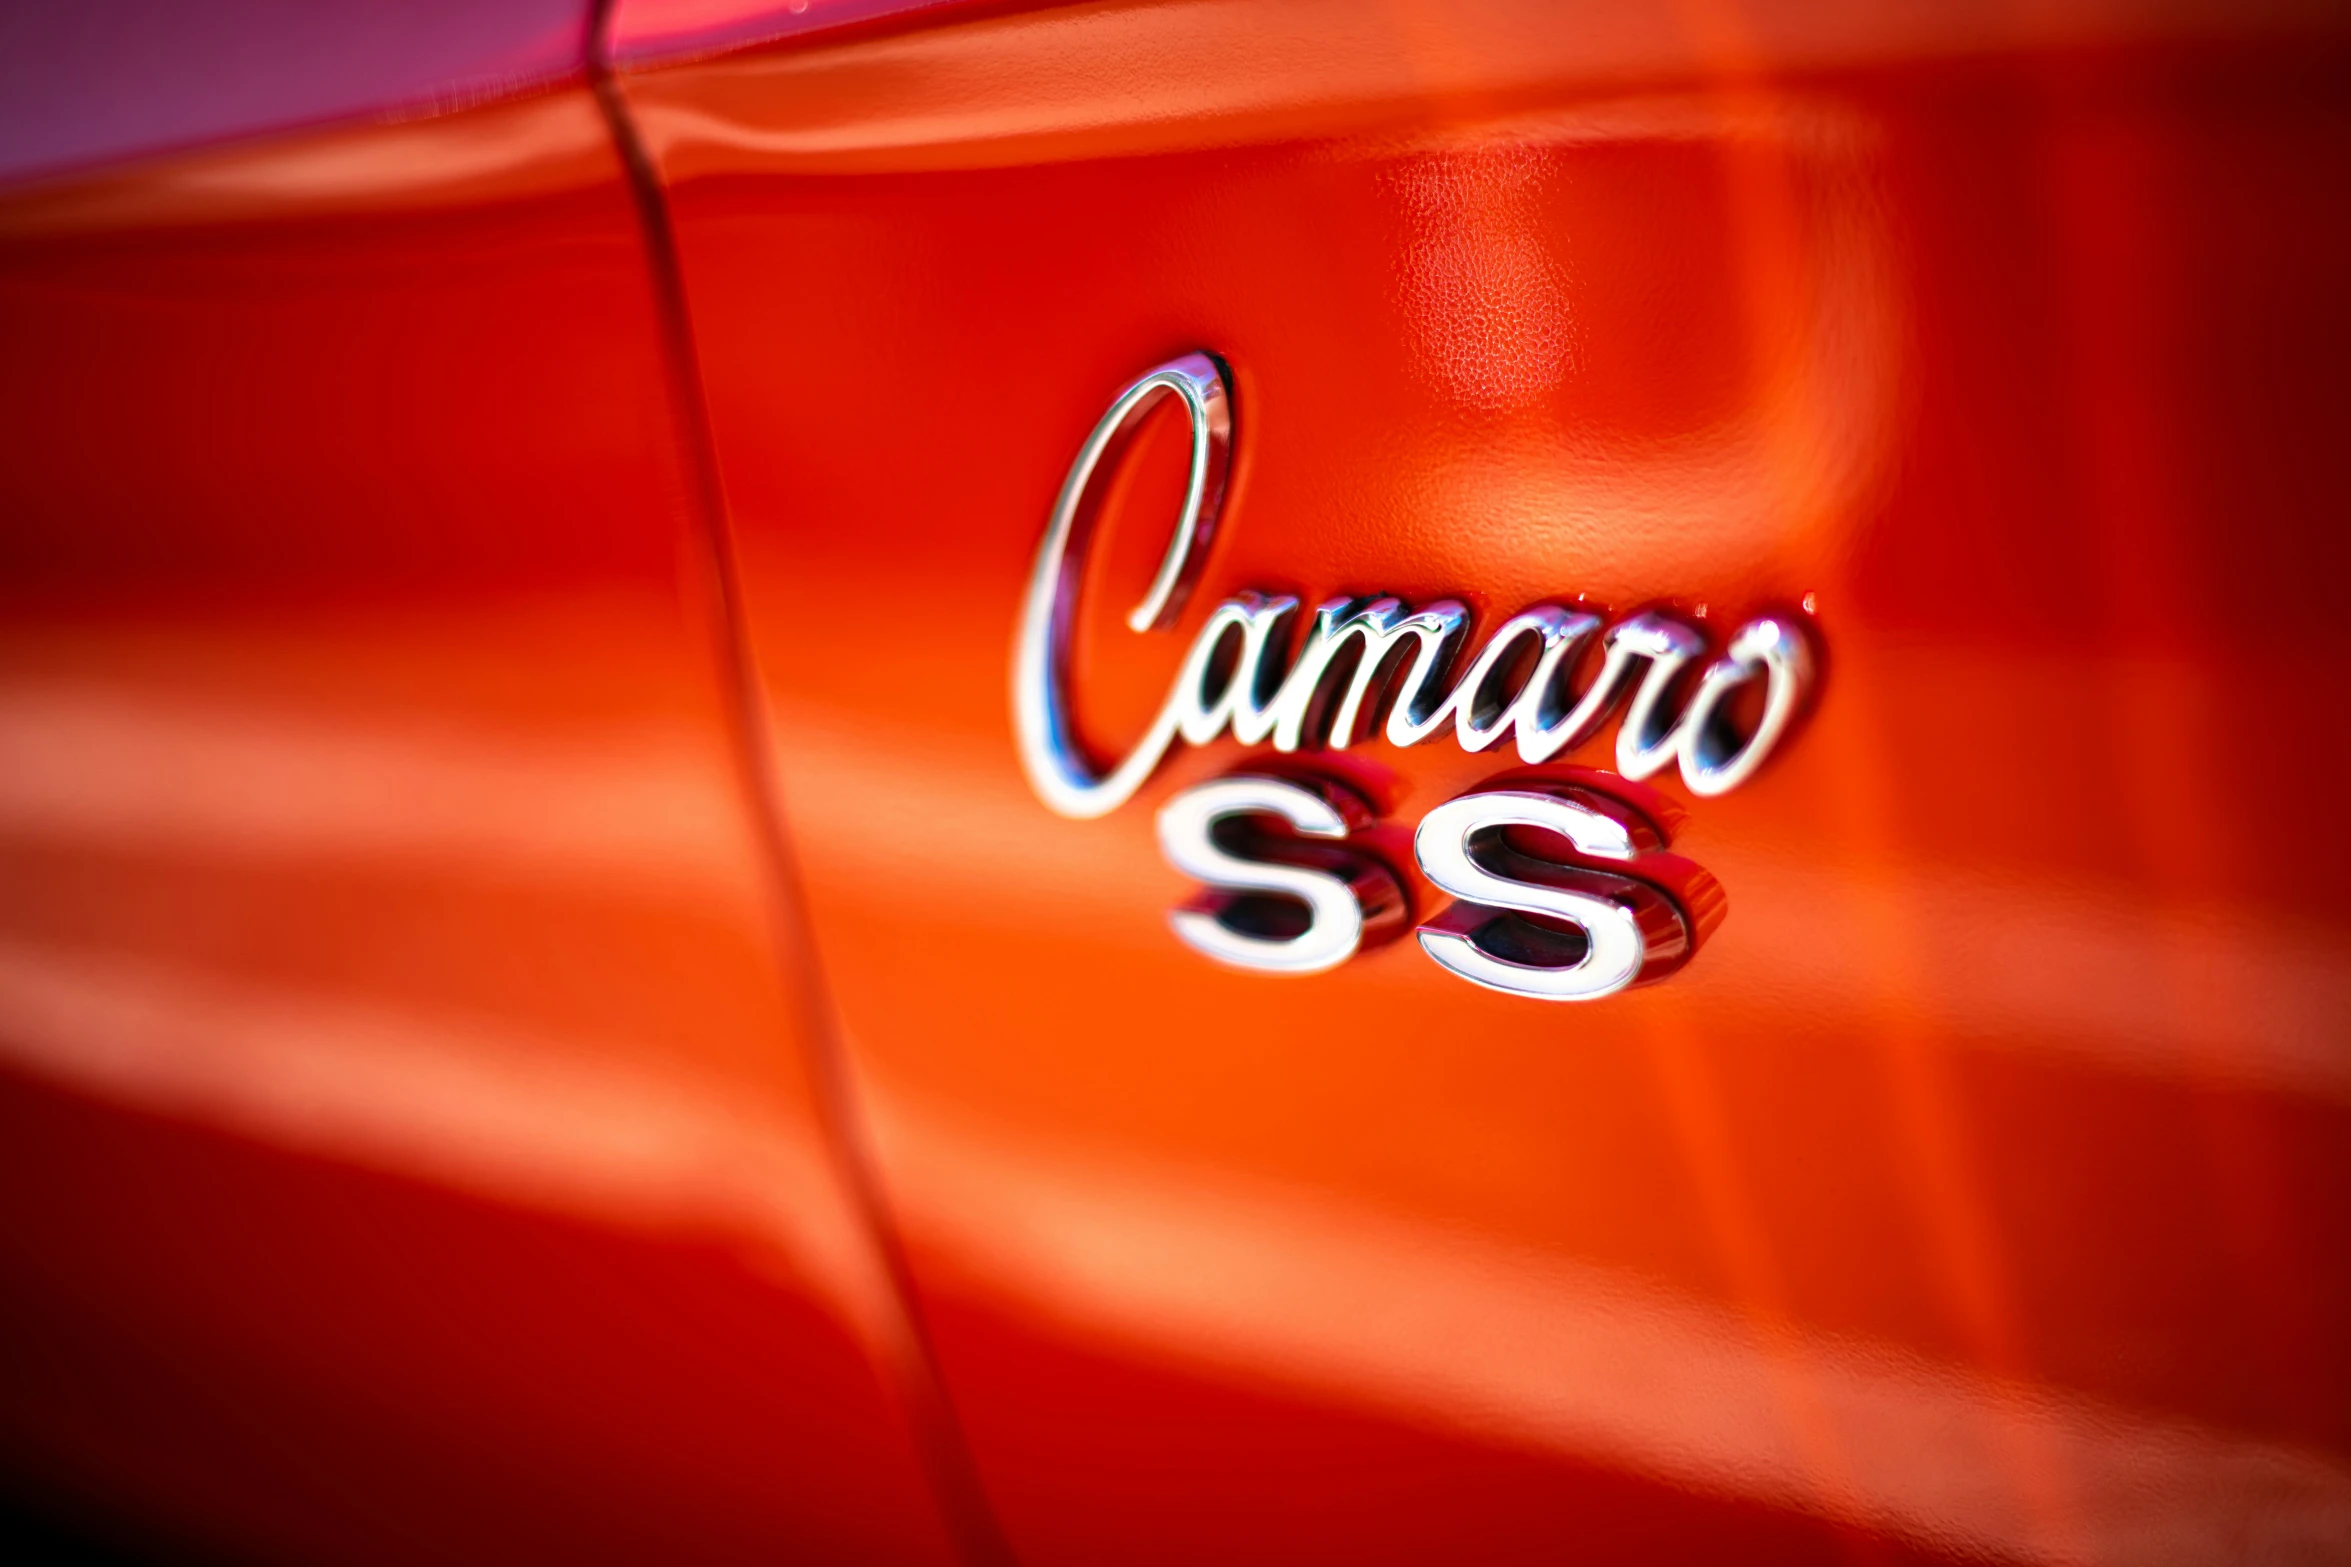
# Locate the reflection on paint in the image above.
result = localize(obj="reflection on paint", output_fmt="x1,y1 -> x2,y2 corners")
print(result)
0,92 -> 617,237
0,662 -> 890,1343
0,682 -> 739,892
1389,145 -> 1574,411
1384,98 -> 1905,592
0,934 -> 893,1340
767,697 -> 2351,1105
874,1086 -> 2351,1565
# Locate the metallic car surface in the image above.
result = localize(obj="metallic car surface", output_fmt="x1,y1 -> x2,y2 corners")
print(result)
0,84 -> 969,1567
2,0 -> 2349,1562
624,5 -> 2351,1562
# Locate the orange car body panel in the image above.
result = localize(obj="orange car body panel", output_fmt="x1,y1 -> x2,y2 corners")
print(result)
0,0 -> 2347,1562
626,7 -> 2351,1563
0,88 -> 965,1566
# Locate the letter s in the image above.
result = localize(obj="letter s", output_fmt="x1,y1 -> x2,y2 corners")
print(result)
1156,775 -> 1404,974
1412,785 -> 1711,1001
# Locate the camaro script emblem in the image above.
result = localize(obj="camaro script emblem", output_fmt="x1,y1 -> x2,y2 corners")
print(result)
1012,353 -> 1819,999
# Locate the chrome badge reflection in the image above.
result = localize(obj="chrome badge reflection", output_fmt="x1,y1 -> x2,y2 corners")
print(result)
1013,353 -> 1815,999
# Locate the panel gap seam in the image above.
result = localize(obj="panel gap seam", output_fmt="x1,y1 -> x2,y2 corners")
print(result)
586,56 -> 1019,1567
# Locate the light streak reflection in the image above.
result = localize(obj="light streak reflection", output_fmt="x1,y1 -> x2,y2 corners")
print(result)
871,1085 -> 2351,1567
0,933 -> 902,1352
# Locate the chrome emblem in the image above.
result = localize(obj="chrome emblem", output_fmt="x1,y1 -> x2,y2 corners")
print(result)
1013,354 -> 1814,998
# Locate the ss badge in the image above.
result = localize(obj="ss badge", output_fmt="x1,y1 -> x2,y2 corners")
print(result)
1157,773 -> 1721,1001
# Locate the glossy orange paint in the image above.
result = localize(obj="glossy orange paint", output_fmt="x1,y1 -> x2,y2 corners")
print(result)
620,3 -> 2351,1564
2,2 -> 2348,1563
0,90 -> 970,1564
